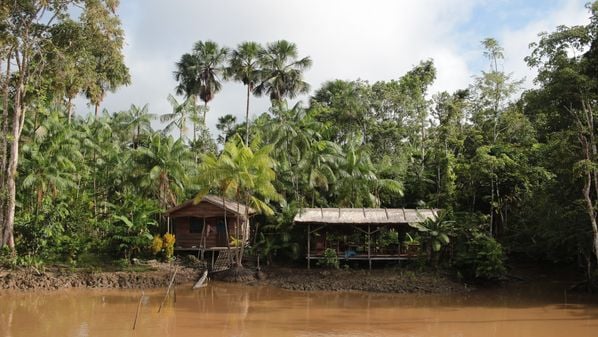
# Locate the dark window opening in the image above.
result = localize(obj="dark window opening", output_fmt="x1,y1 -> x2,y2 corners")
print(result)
189,217 -> 203,233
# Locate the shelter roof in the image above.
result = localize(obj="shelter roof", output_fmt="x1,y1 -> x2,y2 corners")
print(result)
165,195 -> 256,218
294,208 -> 439,225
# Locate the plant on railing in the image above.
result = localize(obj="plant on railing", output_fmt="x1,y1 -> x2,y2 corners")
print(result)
403,232 -> 421,256
230,236 -> 243,247
318,248 -> 339,269
377,228 -> 399,252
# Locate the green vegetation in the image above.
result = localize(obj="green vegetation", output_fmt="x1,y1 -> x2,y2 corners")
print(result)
2,0 -> 598,285
318,248 -> 340,269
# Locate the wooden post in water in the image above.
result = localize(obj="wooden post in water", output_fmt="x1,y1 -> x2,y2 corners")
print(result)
132,291 -> 144,330
158,267 -> 178,313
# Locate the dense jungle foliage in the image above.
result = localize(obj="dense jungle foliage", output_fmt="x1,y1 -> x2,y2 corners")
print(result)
2,1 -> 598,282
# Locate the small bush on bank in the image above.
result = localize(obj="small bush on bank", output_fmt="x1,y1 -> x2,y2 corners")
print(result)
318,248 -> 339,269
453,230 -> 506,282
150,233 -> 176,261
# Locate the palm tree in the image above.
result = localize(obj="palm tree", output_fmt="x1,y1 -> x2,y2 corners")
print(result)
216,114 -> 237,144
255,40 -> 312,102
227,41 -> 263,145
298,139 -> 342,206
335,134 -> 403,207
134,133 -> 195,209
261,102 -> 316,199
174,40 -> 229,123
21,111 -> 81,208
122,103 -> 156,148
196,135 -> 282,268
161,94 -> 199,141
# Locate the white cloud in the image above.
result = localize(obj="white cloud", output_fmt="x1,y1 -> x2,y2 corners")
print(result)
73,0 -> 591,138
499,0 -> 589,89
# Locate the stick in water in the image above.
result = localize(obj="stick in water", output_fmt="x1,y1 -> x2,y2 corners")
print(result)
132,291 -> 144,330
158,267 -> 178,313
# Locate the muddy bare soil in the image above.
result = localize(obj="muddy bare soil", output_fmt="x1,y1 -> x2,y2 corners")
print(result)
0,263 -> 200,291
259,267 -> 469,294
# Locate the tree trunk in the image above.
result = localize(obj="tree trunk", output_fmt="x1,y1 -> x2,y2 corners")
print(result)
570,102 -> 598,264
2,93 -> 24,250
0,55 -> 11,237
67,96 -> 73,124
222,195 -> 232,265
582,171 -> 598,263
236,195 -> 244,267
203,101 -> 208,125
245,84 -> 251,146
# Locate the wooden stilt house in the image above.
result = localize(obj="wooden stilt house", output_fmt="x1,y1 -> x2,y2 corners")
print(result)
165,195 -> 256,264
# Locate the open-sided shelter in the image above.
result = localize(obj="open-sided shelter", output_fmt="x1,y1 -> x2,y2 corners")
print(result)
294,208 -> 439,269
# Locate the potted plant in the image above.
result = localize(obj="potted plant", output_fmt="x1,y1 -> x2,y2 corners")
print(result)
378,228 -> 399,254
403,233 -> 421,256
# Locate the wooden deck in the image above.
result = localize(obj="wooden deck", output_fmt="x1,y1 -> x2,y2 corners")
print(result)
174,246 -> 235,252
306,254 -> 416,261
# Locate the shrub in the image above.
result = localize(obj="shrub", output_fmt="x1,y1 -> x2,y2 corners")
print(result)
149,233 -> 176,261
151,235 -> 164,255
318,248 -> 339,269
453,231 -> 506,281
163,233 -> 176,260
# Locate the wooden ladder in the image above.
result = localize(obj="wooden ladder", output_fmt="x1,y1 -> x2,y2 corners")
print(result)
211,249 -> 234,272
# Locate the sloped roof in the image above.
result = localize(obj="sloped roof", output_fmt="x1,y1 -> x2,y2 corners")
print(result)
294,208 -> 439,225
165,195 -> 256,217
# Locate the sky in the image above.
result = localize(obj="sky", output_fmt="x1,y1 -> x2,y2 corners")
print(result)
74,0 -> 591,138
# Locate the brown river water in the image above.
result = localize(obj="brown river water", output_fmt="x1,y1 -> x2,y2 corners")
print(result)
1,281 -> 597,337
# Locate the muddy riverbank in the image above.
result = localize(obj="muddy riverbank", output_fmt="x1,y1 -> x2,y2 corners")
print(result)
1,263 -> 468,294
0,262 -> 199,291
256,267 -> 469,294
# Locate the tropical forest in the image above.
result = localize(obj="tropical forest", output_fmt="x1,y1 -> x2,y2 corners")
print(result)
1,1 -> 598,337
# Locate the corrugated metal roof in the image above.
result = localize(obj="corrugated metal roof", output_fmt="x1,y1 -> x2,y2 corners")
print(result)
165,195 -> 256,217
294,208 -> 438,225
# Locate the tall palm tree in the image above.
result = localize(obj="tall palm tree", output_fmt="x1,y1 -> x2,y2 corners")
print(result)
255,40 -> 312,102
122,103 -> 156,148
227,41 -> 263,145
174,40 -> 229,123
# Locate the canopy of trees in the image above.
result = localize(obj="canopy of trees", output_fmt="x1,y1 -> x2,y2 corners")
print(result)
2,1 -> 598,282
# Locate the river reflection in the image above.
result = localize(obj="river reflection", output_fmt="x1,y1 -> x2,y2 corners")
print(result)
1,281 -> 597,337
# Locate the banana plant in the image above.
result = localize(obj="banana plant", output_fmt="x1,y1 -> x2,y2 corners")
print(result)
410,211 -> 455,253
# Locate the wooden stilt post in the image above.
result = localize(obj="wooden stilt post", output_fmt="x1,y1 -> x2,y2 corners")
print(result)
200,217 -> 207,260
368,224 -> 372,270
307,223 -> 311,270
